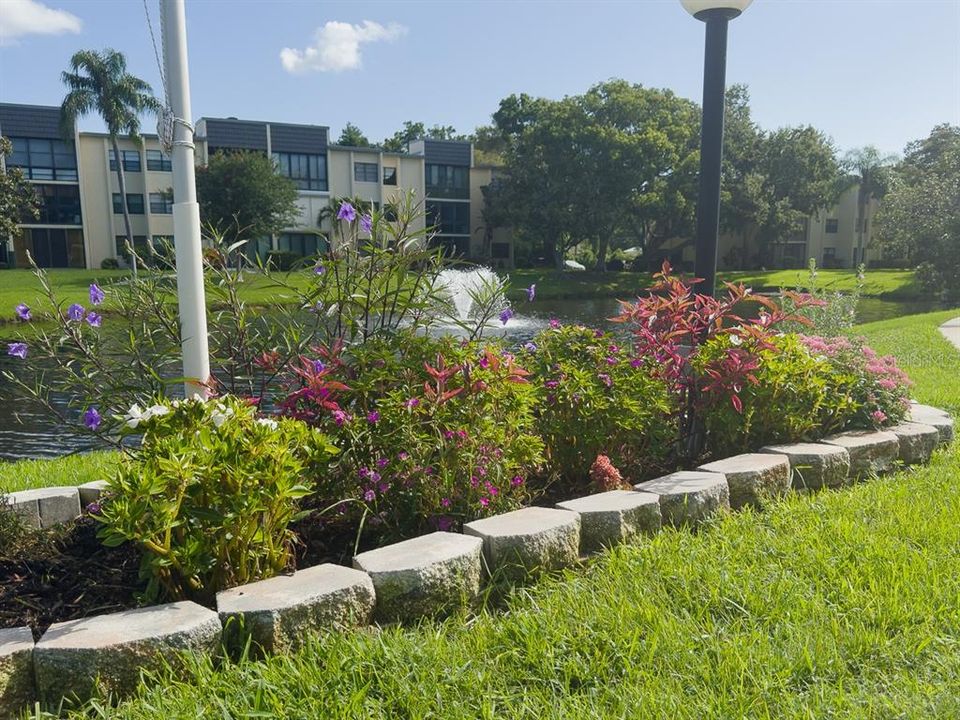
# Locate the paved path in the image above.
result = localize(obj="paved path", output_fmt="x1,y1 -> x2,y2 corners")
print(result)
940,317 -> 960,352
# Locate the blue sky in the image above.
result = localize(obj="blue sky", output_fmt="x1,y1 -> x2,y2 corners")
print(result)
1,0 -> 958,155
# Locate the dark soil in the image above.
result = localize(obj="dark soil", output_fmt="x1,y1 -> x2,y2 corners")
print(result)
0,517 -> 144,639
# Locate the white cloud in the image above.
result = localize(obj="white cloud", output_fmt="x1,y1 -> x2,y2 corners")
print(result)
0,0 -> 82,46
280,20 -> 406,74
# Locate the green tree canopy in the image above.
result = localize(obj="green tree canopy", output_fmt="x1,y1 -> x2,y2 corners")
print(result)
382,121 -> 463,152
196,151 -> 300,245
0,136 -> 40,243
337,122 -> 371,148
875,124 -> 960,299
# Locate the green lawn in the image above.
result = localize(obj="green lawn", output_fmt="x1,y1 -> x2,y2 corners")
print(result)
12,307 -> 955,718
0,451 -> 119,495
508,267 -> 918,301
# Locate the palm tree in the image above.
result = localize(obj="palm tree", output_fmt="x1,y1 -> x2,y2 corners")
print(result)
60,49 -> 161,276
841,146 -> 897,267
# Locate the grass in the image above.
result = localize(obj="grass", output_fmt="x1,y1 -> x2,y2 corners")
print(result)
8,307 -> 953,718
0,451 -> 119,495
507,267 -> 918,301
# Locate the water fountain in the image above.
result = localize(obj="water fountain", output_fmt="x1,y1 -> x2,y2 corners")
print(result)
436,267 -> 501,321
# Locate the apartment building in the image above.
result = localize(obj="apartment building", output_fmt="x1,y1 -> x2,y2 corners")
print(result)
1,102 -> 504,270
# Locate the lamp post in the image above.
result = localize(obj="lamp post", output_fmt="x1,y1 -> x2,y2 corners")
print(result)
681,0 -> 752,297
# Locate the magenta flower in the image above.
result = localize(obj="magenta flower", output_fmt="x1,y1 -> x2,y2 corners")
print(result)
83,407 -> 102,430
511,475 -> 524,486
499,308 -> 514,325
360,214 -> 373,234
549,318 -> 561,329
14,304 -> 31,321
367,410 -> 380,424
337,201 -> 357,222
404,397 -> 420,409
89,283 -> 105,306
437,515 -> 453,532
545,380 -> 559,389
7,342 -> 27,359
85,312 -> 102,328
441,497 -> 452,508
871,409 -> 888,424
66,303 -> 84,321
479,497 -> 490,507
398,451 -> 409,461
377,457 -> 389,468
332,410 -> 348,426
598,373 -> 612,388
526,284 -> 536,302
363,489 -> 376,502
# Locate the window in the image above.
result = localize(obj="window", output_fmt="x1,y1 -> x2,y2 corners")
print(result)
426,200 -> 470,235
27,228 -> 85,268
272,152 -> 327,191
382,166 -> 397,185
29,184 -> 82,224
425,163 -> 469,199
146,149 -> 172,172
108,150 -> 141,172
149,192 -> 173,214
113,193 -> 145,214
277,233 -> 327,257
7,137 -> 78,180
383,202 -> 399,222
825,218 -> 839,233
354,162 -> 379,183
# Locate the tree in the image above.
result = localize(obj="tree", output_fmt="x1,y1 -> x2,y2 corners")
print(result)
487,81 -> 700,270
60,49 -> 161,275
841,146 -> 896,265
382,121 -> 463,152
0,136 -> 40,246
337,122 -> 371,148
874,124 -> 960,300
196,151 -> 300,247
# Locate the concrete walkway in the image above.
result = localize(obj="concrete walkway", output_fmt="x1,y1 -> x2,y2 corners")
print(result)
940,317 -> 960,352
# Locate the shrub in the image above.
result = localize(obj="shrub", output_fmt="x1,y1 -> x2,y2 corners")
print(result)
97,396 -> 337,602
266,250 -> 305,271
275,332 -> 543,540
799,335 -> 911,429
697,334 -> 856,455
778,258 -> 864,337
100,257 -> 120,270
523,324 -> 672,488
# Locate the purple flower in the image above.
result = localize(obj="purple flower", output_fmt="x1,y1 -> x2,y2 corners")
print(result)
363,489 -> 376,502
598,373 -> 613,388
312,359 -> 326,374
314,262 -> 326,275
437,515 -> 453,532
14,304 -> 31,321
85,312 -> 102,328
441,497 -> 452,508
89,283 -> 105,306
367,410 -> 380,424
66,303 -> 84,321
479,497 -> 490,507
522,342 -> 537,353
545,380 -> 559,389
405,397 -> 420,409
398,451 -> 409,461
83,407 -> 102,430
526,284 -> 536,302
332,410 -> 348,426
511,475 -> 524,487
377,457 -> 389,469
549,318 -> 561,329
337,202 -> 357,222
7,342 -> 27,359
85,501 -> 102,515
630,358 -> 643,368
360,214 -> 372,234
499,308 -> 514,326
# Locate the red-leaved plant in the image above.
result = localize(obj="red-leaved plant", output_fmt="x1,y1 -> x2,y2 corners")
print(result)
613,261 -> 825,456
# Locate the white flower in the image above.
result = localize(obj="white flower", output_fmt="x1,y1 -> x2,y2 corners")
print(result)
146,404 -> 170,419
729,334 -> 743,346
211,406 -> 234,428
256,418 -> 279,430
125,404 -> 145,429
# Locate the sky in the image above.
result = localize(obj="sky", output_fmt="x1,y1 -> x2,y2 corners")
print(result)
0,0 -> 958,156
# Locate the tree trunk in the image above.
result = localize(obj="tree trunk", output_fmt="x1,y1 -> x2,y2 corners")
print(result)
595,233 -> 608,272
111,136 -> 137,278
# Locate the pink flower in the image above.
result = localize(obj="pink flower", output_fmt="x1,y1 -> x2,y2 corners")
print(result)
479,497 -> 490,507
871,409 -> 888,425
511,475 -> 523,486
363,489 -> 376,502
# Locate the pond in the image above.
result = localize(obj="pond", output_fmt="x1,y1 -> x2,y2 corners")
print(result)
0,295 -> 943,463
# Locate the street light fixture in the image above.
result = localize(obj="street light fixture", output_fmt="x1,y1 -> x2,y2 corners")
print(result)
681,0 -> 752,296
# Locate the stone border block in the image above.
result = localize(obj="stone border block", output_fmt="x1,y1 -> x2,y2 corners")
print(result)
78,480 -> 110,507
633,471 -> 730,527
463,507 -> 580,580
696,453 -> 791,510
353,531 -> 482,623
556,490 -> 661,553
908,405 -> 954,445
821,430 -> 900,480
217,564 -> 375,654
1,626 -> 35,716
34,600 -> 221,705
758,443 -> 851,490
888,422 -> 939,464
6,487 -> 80,529
1,494 -> 40,529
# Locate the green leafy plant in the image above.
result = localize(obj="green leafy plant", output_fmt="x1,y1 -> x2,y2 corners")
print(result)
778,258 -> 864,337
275,332 -> 543,540
96,396 -> 337,602
522,324 -> 672,489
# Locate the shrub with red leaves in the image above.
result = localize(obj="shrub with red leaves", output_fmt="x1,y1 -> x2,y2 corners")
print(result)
589,454 -> 627,492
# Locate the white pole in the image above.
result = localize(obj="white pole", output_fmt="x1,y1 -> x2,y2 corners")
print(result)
161,0 -> 210,399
